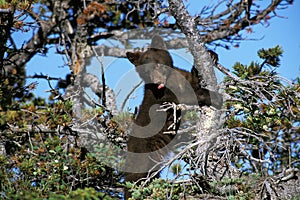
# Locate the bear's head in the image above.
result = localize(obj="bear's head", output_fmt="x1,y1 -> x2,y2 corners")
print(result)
126,35 -> 173,90
126,35 -> 223,108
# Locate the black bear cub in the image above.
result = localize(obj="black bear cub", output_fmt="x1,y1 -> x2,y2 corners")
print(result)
124,35 -> 221,199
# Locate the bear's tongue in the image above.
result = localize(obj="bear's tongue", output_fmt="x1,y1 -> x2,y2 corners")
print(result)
158,83 -> 165,89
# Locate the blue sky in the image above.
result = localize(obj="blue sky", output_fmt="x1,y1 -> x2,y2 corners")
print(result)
182,0 -> 299,80
22,1 -> 299,109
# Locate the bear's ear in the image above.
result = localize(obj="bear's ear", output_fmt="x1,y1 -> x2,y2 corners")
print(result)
126,52 -> 141,65
191,66 -> 199,77
207,50 -> 218,65
150,35 -> 167,50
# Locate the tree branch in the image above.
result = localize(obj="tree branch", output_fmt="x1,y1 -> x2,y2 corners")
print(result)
168,0 -> 218,90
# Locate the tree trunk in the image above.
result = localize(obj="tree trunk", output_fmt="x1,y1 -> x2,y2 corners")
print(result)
168,0 -> 225,179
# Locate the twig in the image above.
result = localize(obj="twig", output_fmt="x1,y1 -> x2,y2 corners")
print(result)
141,131 -> 220,187
121,80 -> 143,111
91,46 -> 106,107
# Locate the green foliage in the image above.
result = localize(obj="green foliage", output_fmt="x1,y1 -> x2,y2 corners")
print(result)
0,0 -> 36,8
128,179 -> 184,200
0,99 -> 72,130
231,46 -> 283,79
211,175 -> 260,199
3,187 -> 114,200
0,0 -> 6,7
0,69 -> 28,111
291,193 -> 300,200
257,45 -> 283,67
111,111 -> 134,133
170,163 -> 182,176
91,142 -> 125,171
182,110 -> 199,122
224,46 -> 300,173
0,100 -> 122,199
0,131 -> 118,198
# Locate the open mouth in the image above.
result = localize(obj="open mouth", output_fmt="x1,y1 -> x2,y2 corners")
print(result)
157,83 -> 165,89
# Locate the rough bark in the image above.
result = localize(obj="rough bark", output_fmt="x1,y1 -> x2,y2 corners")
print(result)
168,0 -> 218,90
168,0 -> 226,184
